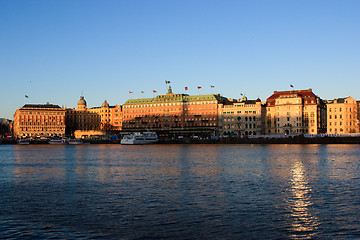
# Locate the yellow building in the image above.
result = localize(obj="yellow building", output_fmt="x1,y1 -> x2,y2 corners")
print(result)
218,96 -> 266,136
327,97 -> 359,134
265,89 -> 327,135
13,104 -> 66,138
65,96 -> 122,137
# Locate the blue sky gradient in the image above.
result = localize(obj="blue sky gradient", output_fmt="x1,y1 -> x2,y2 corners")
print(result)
1,0 -> 359,119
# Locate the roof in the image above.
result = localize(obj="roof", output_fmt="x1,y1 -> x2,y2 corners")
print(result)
123,93 -> 228,105
266,89 -> 319,106
328,96 -> 356,104
267,89 -> 316,100
77,96 -> 87,106
101,100 -> 110,108
21,104 -> 62,109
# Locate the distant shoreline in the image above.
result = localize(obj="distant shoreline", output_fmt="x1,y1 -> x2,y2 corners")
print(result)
2,136 -> 360,145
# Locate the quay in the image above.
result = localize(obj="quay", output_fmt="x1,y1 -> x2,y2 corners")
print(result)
3,134 -> 360,145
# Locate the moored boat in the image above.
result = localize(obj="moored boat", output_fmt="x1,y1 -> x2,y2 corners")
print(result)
49,138 -> 67,144
121,132 -> 158,145
17,139 -> 30,145
68,138 -> 83,145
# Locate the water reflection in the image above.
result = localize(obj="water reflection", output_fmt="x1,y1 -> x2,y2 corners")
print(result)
13,145 -> 67,181
1,144 -> 360,239
289,160 -> 319,239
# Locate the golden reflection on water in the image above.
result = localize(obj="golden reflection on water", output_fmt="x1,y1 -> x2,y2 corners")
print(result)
13,145 -> 66,181
289,160 -> 319,239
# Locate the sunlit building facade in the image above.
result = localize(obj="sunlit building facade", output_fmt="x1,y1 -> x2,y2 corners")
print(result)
122,87 -> 228,138
218,96 -> 266,136
13,104 -> 66,138
326,97 -> 359,134
265,89 -> 327,135
65,96 -> 122,137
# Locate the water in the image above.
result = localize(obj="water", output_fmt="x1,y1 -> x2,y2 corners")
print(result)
0,144 -> 359,239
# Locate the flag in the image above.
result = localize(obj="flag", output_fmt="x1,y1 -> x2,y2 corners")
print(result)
197,86 -> 202,89
290,84 -> 294,88
153,90 -> 157,93
211,85 -> 214,88
165,80 -> 170,84
185,87 -> 188,91
25,95 -> 29,98
129,91 -> 133,94
141,90 -> 144,93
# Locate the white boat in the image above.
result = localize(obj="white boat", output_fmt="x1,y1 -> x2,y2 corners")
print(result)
121,132 -> 158,145
49,139 -> 67,144
68,138 -> 83,145
17,139 -> 30,145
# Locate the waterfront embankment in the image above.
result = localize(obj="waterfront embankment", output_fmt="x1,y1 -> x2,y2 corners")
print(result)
3,136 -> 360,145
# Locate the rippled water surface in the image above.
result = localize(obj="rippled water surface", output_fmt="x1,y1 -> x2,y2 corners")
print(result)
0,144 -> 359,239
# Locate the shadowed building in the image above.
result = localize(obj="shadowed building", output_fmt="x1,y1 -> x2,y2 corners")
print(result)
218,96 -> 266,136
65,96 -> 122,137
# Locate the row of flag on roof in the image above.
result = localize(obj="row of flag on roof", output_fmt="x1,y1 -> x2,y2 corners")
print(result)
129,85 -> 215,94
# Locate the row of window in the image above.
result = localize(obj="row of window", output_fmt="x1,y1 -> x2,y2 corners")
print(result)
124,101 -> 217,108
20,127 -> 65,131
20,111 -> 65,115
328,121 -> 354,126
223,116 -> 257,122
125,113 -> 216,118
223,123 -> 257,129
20,122 -> 64,126
124,107 -> 216,113
328,114 -> 355,119
222,111 -> 258,114
268,129 -> 313,134
125,123 -> 216,127
328,107 -> 353,112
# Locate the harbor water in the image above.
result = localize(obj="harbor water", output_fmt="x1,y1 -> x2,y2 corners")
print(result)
0,144 -> 359,239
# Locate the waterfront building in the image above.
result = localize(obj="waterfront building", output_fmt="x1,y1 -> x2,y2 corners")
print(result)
65,96 -> 122,137
358,101 -> 360,131
0,118 -> 12,139
122,86 -> 228,138
326,97 -> 359,134
265,89 -> 327,135
13,104 -> 66,138
218,96 -> 266,136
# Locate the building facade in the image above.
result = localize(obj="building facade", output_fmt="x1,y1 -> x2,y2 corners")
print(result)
13,88 -> 359,138
13,104 -> 66,138
326,97 -> 359,134
65,96 -> 122,137
265,89 -> 327,135
122,87 -> 228,138
218,96 -> 266,136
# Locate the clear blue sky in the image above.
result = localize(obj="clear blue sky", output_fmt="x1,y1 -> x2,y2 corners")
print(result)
1,0 -> 359,120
